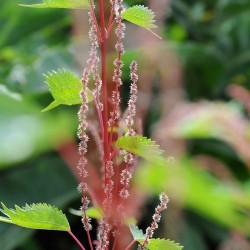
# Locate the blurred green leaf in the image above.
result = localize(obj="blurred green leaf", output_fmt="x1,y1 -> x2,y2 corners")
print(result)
0,85 -> 22,101
129,225 -> 146,240
0,91 -> 76,167
69,207 -> 103,219
180,221 -> 208,250
21,48 -> 74,94
216,1 -> 250,21
167,24 -> 187,42
170,102 -> 243,140
135,157 -> 250,236
19,0 -> 90,9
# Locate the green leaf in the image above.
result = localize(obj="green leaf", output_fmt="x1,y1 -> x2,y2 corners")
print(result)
129,225 -> 146,240
0,203 -> 70,231
42,100 -> 60,112
122,5 -> 157,30
42,69 -> 93,112
0,92 -> 77,167
130,226 -> 183,249
0,156 -> 78,249
116,136 -> 165,163
138,238 -> 184,250
0,216 -> 12,224
69,207 -> 103,219
19,0 -> 90,9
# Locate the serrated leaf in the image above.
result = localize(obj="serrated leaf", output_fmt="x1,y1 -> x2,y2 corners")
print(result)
0,216 -> 12,224
138,238 -> 184,250
116,136 -> 165,163
122,5 -> 157,30
69,207 -> 103,219
0,203 -> 70,231
19,0 -> 90,9
129,225 -> 146,240
42,69 -> 93,112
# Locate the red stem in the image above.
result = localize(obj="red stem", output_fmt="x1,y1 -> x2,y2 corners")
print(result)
94,96 -> 105,142
110,148 -> 118,160
108,50 -> 120,151
142,235 -> 150,248
89,0 -> 102,41
107,1 -> 115,33
98,0 -> 109,160
68,231 -> 86,250
125,239 -> 136,250
87,229 -> 94,250
97,1 -> 110,247
113,162 -> 120,215
112,236 -> 118,250
107,19 -> 116,35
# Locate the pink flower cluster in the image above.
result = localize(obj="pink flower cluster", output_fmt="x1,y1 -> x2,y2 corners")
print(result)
108,0 -> 126,126
118,61 -> 139,204
143,193 -> 169,246
77,11 -> 101,232
126,61 -> 138,136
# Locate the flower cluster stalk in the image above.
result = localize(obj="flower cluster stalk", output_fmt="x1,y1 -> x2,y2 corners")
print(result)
74,1 -> 169,249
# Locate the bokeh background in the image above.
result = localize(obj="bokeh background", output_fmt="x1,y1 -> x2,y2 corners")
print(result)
1,0 -> 250,249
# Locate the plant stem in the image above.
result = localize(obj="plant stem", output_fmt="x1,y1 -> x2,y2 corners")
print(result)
89,0 -> 101,41
68,231 -> 86,250
98,0 -> 110,194
112,236 -> 118,250
94,96 -> 105,142
107,19 -> 116,35
98,0 -> 109,161
87,230 -> 94,250
110,148 -> 118,160
107,0 -> 114,29
125,239 -> 136,250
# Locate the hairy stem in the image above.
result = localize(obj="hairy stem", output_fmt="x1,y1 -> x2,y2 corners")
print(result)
98,0 -> 109,161
89,0 -> 101,41
108,51 -> 121,151
87,230 -> 94,250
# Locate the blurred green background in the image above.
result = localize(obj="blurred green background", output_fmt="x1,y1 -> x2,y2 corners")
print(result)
1,0 -> 250,249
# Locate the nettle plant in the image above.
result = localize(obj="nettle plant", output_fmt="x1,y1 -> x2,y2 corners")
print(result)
0,1 -> 183,250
